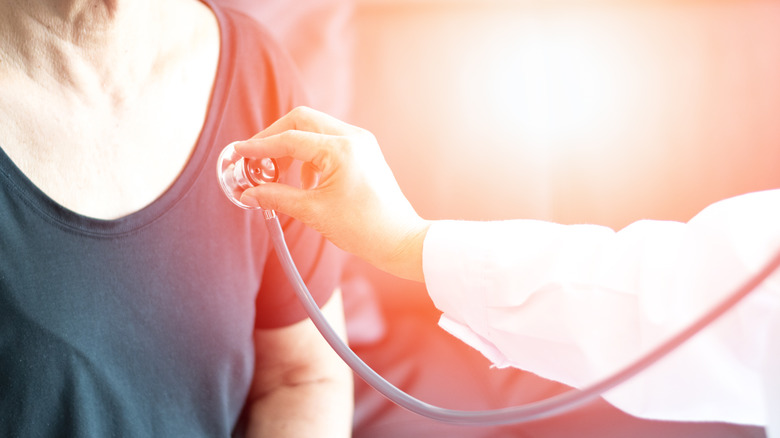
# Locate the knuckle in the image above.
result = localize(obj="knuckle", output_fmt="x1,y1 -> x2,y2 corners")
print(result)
289,105 -> 307,118
277,129 -> 295,142
361,129 -> 379,147
290,105 -> 314,123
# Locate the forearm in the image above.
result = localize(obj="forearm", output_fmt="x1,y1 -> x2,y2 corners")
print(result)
244,375 -> 353,438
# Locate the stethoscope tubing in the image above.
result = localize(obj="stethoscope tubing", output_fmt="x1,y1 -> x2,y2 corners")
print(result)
265,211 -> 780,426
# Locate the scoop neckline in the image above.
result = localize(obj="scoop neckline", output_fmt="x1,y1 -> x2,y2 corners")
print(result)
0,0 -> 229,237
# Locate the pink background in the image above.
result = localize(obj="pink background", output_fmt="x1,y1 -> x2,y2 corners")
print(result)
223,0 -> 780,230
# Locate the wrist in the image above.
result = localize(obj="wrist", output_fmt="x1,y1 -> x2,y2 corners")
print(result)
381,218 -> 431,282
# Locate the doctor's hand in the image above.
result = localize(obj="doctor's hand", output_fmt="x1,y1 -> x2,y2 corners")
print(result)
236,106 -> 430,282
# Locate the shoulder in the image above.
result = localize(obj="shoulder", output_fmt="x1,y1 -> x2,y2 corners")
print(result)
209,1 -> 308,122
211,2 -> 298,74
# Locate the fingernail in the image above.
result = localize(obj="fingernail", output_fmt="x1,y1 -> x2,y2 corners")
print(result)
240,193 -> 260,208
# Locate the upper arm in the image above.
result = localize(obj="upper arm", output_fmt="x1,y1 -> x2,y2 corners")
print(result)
248,288 -> 351,401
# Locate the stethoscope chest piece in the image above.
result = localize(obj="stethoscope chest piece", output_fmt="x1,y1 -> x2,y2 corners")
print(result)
217,141 -> 279,210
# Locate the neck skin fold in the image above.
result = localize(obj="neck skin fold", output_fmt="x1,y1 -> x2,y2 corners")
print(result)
0,0 -> 164,99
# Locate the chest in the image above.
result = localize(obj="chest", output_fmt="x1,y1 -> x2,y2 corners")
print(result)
0,185 -> 261,436
0,67 -> 216,220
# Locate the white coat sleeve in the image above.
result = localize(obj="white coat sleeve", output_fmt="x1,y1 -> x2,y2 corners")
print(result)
422,189 -> 780,427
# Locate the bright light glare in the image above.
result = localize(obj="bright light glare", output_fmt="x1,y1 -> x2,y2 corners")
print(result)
458,13 -> 634,152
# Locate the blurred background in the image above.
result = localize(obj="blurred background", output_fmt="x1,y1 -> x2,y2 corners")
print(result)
225,0 -> 780,230
218,0 -> 778,436
350,0 -> 780,230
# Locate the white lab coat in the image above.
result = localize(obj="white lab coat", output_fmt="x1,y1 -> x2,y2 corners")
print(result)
423,189 -> 780,432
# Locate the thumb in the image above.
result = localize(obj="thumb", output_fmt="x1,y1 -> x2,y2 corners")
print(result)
239,183 -> 311,219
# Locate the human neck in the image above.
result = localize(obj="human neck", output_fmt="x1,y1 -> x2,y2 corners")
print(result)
0,0 -> 162,96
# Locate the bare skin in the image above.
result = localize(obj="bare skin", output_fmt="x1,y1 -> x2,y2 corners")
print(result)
0,0 -> 219,219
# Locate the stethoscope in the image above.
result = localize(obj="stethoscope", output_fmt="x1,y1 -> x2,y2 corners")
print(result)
217,141 -> 780,425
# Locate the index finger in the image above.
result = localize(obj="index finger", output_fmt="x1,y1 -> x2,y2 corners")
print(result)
234,130 -> 334,170
251,106 -> 361,140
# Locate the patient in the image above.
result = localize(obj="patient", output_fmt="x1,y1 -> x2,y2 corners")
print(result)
0,0 -> 350,436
